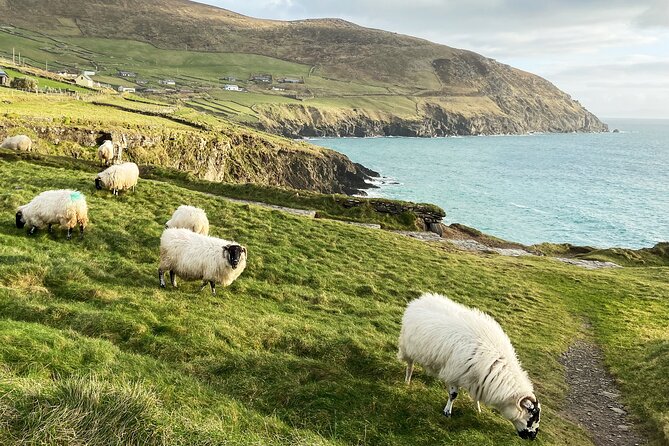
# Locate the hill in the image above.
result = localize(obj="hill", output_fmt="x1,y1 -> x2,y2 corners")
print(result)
0,0 -> 607,137
0,151 -> 667,445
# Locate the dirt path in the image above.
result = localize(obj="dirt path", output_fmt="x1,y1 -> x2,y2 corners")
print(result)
560,340 -> 647,446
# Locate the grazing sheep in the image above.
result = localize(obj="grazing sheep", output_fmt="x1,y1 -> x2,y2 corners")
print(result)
15,189 -> 89,240
165,205 -> 209,235
398,293 -> 541,440
97,140 -> 114,166
1,135 -> 32,151
95,162 -> 139,195
158,228 -> 247,295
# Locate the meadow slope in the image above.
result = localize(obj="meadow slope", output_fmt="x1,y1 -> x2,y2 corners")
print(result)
0,157 -> 667,445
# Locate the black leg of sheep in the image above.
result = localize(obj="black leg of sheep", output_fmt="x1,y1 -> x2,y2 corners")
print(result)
66,228 -> 73,240
158,269 -> 166,288
28,226 -> 37,236
169,271 -> 177,287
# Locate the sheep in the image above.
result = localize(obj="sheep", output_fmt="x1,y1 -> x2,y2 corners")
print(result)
1,135 -> 32,151
398,293 -> 541,440
15,189 -> 89,240
165,205 -> 209,235
158,228 -> 247,295
97,140 -> 114,166
95,162 -> 139,195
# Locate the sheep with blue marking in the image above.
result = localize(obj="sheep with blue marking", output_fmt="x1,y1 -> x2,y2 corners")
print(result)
398,293 -> 541,440
159,228 -> 247,295
15,189 -> 89,239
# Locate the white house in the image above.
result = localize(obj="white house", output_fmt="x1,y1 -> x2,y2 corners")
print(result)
82,70 -> 96,76
74,74 -> 94,88
117,86 -> 136,93
159,79 -> 176,86
224,84 -> 241,91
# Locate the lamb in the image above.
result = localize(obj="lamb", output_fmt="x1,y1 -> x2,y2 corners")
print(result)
95,162 -> 139,195
398,293 -> 541,440
15,189 -> 89,240
165,205 -> 209,235
158,228 -> 247,295
1,135 -> 32,151
97,140 -> 114,166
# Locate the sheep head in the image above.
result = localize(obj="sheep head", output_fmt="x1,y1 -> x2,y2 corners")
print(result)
15,210 -> 25,228
224,244 -> 246,269
502,396 -> 540,440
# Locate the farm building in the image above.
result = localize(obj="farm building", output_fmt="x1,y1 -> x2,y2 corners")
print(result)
74,74 -> 94,88
0,68 -> 9,87
221,76 -> 236,81
82,70 -> 96,76
249,74 -> 272,83
279,77 -> 304,84
159,79 -> 176,86
224,84 -> 241,91
118,70 -> 137,78
117,86 -> 136,93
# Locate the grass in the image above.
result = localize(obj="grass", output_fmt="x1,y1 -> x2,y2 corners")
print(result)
0,155 -> 667,445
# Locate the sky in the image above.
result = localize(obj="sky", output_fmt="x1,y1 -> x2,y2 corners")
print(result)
200,0 -> 669,119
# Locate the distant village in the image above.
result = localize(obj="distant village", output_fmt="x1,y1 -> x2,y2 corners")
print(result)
0,54 -> 306,100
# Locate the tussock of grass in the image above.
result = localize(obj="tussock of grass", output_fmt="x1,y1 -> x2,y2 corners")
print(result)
0,157 -> 667,445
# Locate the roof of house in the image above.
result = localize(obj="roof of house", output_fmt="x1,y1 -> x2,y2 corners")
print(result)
0,69 -> 8,76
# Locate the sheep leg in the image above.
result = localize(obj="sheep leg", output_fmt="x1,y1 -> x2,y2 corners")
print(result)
443,385 -> 459,417
48,223 -> 53,233
66,227 -> 73,240
405,360 -> 414,385
169,271 -> 177,287
209,281 -> 216,295
199,281 -> 208,292
28,226 -> 37,236
476,401 -> 481,413
79,224 -> 85,238
158,269 -> 166,288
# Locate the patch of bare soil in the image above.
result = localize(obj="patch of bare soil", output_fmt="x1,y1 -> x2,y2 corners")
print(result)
560,340 -> 648,446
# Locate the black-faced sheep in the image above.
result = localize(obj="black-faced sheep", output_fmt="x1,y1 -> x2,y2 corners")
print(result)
165,205 -> 209,235
398,293 -> 541,440
95,162 -> 139,195
16,189 -> 89,239
158,228 -> 247,295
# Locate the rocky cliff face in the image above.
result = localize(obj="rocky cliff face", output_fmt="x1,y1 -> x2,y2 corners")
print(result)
0,120 -> 377,195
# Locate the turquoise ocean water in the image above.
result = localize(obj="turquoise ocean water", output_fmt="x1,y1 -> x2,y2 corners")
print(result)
314,119 -> 669,248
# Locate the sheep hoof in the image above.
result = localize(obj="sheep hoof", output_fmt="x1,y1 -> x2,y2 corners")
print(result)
443,410 -> 452,418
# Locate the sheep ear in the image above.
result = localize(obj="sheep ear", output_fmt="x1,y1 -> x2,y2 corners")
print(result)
241,246 -> 247,255
518,396 -> 535,412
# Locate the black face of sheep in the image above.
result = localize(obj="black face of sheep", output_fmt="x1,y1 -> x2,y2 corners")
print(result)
516,398 -> 541,440
95,177 -> 103,190
15,211 -> 25,228
225,245 -> 246,269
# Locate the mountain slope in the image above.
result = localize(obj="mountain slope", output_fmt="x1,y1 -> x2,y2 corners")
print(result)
0,0 -> 607,136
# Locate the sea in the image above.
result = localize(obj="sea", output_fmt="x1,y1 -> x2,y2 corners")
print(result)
313,118 -> 669,249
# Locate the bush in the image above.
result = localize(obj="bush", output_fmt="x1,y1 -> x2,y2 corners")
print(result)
10,77 -> 38,92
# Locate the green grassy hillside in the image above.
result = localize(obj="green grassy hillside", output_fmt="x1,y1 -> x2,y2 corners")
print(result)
0,87 -> 377,195
0,155 -> 667,445
0,1 -> 607,136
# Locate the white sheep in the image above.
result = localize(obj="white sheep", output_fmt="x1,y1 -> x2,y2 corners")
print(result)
398,293 -> 541,440
97,140 -> 114,166
15,189 -> 89,240
158,228 -> 247,295
165,205 -> 209,235
1,135 -> 32,151
95,162 -> 139,195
